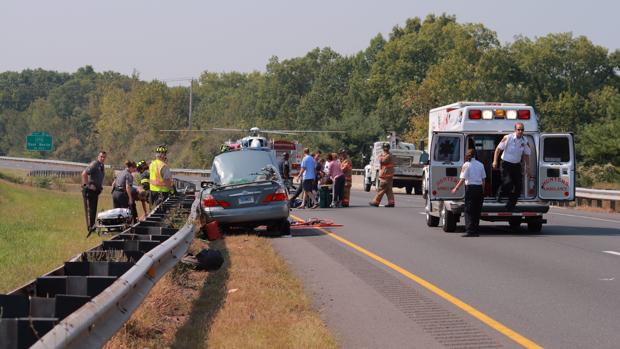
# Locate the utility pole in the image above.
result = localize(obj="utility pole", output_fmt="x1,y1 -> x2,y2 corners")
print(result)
188,79 -> 193,130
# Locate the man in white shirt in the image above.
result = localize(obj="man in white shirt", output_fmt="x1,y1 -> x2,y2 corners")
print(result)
492,122 -> 531,211
452,149 -> 486,237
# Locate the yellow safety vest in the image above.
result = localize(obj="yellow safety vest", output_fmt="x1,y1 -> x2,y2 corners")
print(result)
149,159 -> 170,193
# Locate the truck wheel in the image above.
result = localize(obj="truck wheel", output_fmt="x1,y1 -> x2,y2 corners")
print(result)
414,183 -> 423,195
527,220 -> 543,233
426,196 -> 439,227
364,179 -> 371,192
405,186 -> 413,195
440,205 -> 457,232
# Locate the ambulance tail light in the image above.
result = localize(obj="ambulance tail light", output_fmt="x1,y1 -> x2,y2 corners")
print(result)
482,110 -> 493,119
517,110 -> 531,120
506,110 -> 517,119
468,110 -> 482,119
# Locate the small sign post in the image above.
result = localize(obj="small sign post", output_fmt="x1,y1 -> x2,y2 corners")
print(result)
26,132 -> 53,151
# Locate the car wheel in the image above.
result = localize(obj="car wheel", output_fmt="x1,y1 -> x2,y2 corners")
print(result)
279,219 -> 291,236
441,205 -> 457,232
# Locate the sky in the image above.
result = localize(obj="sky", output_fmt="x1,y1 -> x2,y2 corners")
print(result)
1,0 -> 618,84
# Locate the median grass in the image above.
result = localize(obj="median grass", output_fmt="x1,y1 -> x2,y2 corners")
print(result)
105,236 -> 338,349
0,177 -> 109,292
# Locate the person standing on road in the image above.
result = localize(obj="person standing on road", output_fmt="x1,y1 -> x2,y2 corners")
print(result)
327,152 -> 344,207
297,147 -> 318,209
278,152 -> 291,188
339,149 -> 353,207
112,160 -> 138,221
149,145 -> 173,205
493,122 -> 531,211
81,151 -> 106,233
369,143 -> 395,207
452,149 -> 486,237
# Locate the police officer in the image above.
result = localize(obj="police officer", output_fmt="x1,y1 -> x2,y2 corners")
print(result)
493,122 -> 531,211
81,151 -> 106,232
369,143 -> 395,207
452,149 -> 486,237
149,145 -> 173,205
112,160 -> 138,221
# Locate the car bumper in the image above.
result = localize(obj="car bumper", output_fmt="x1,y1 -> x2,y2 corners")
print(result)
203,202 -> 289,224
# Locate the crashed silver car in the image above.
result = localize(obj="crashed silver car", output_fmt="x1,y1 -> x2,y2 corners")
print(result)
200,148 -> 290,235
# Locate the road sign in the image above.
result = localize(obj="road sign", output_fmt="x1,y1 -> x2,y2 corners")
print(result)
26,132 -> 53,151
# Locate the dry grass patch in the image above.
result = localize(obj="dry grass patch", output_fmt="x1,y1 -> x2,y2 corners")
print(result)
105,235 -> 337,349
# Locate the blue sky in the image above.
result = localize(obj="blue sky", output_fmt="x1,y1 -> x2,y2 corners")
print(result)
1,0 -> 617,83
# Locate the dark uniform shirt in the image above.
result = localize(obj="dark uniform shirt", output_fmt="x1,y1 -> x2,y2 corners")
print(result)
115,169 -> 134,190
85,160 -> 105,192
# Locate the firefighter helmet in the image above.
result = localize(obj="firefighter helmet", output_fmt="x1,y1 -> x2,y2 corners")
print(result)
155,145 -> 168,154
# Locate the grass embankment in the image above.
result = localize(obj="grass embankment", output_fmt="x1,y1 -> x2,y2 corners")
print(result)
105,236 -> 338,349
0,176 -> 110,292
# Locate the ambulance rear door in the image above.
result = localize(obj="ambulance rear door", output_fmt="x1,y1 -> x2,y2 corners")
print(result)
538,133 -> 575,201
429,132 -> 465,200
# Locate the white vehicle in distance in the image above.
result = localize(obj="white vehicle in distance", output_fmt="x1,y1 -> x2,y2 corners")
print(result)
364,132 -> 427,195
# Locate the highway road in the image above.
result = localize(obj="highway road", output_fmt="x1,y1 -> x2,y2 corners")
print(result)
273,189 -> 620,349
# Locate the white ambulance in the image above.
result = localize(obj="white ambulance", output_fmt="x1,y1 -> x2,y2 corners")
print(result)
424,102 -> 575,233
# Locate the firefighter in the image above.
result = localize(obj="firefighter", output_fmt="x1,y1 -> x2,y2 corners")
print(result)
136,160 -> 150,216
149,145 -> 173,205
369,143 -> 395,207
339,148 -> 353,207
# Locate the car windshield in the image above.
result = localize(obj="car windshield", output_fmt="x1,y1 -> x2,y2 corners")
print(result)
211,150 -> 281,186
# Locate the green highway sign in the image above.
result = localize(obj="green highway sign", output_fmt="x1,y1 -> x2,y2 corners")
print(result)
26,132 -> 53,151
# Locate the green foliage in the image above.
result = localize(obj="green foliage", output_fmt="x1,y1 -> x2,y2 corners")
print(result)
577,163 -> 620,188
0,16 -> 618,172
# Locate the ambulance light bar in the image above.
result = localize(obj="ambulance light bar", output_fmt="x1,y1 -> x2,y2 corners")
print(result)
468,109 -> 531,120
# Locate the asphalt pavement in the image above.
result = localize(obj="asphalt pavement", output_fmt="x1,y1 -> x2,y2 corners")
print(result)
272,189 -> 620,349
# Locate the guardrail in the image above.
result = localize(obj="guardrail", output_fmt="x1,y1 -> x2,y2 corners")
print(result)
3,157 -> 619,211
1,184 -> 198,349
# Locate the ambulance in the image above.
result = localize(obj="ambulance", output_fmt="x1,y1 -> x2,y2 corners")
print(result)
424,102 -> 575,233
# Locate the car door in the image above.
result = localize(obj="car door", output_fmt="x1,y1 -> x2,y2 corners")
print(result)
429,132 -> 465,200
538,133 -> 575,201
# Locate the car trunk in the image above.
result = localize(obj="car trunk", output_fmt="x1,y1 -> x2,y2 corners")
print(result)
210,181 -> 282,209
466,134 -> 537,200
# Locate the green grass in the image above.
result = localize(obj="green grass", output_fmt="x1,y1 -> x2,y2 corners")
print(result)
0,178 -> 109,293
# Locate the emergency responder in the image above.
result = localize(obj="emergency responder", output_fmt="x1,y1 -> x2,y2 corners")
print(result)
112,160 -> 138,221
492,122 -> 531,211
339,149 -> 353,207
149,145 -> 173,205
136,160 -> 150,208
452,149 -> 486,237
369,143 -> 395,207
81,151 -> 106,232
278,152 -> 291,188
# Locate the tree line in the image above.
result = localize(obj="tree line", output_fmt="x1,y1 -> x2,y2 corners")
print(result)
1,14 -> 618,183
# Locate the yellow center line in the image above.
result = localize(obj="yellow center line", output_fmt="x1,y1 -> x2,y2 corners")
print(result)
290,214 -> 543,349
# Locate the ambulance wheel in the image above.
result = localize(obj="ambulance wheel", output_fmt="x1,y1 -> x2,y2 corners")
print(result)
440,206 -> 457,232
527,220 -> 543,233
509,217 -> 521,231
364,180 -> 371,192
414,183 -> 423,195
405,186 -> 413,195
426,212 -> 439,227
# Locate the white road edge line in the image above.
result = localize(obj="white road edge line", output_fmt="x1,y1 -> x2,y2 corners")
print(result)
549,212 -> 620,224
602,251 -> 620,256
